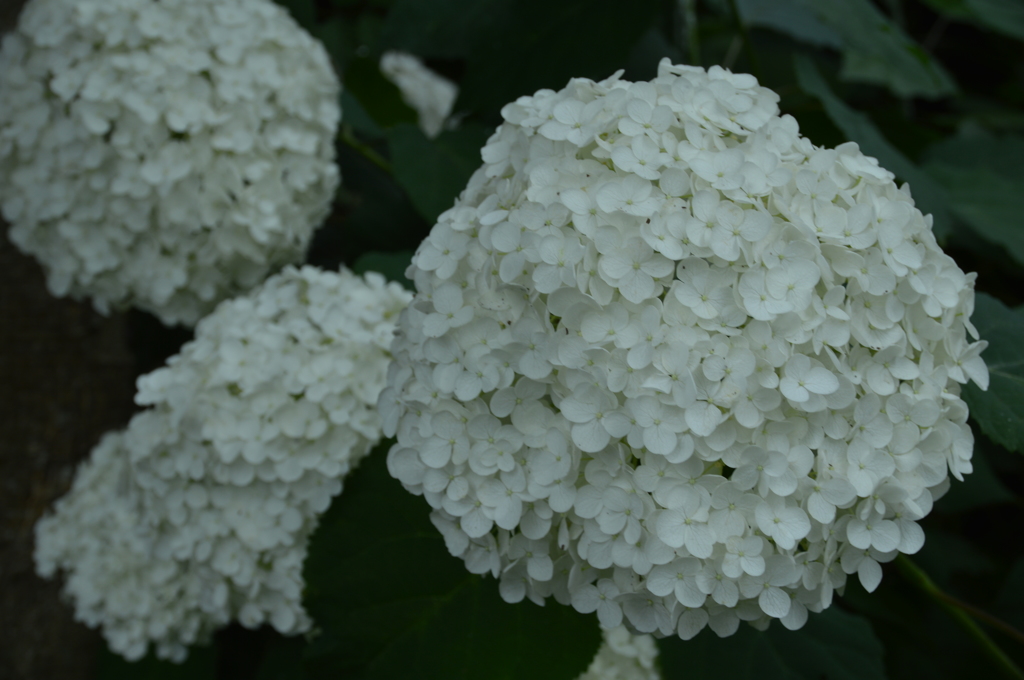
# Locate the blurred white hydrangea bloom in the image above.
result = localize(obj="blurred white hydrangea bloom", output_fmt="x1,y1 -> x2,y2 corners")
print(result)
380,50 -> 457,138
381,60 -> 989,641
0,0 -> 342,326
578,625 -> 660,680
36,266 -> 411,661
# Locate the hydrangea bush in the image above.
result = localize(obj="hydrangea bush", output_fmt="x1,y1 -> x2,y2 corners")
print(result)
0,0 -> 341,325
381,60 -> 989,640
35,266 -> 411,660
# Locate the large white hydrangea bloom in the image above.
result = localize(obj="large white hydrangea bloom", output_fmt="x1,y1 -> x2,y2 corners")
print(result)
36,266 -> 411,661
0,0 -> 342,326
380,50 -> 457,138
381,60 -> 989,641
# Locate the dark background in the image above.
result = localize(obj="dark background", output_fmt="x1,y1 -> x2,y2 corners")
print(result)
1,2 -> 125,678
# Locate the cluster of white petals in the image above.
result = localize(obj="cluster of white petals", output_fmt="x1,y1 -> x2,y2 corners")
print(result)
578,625 -> 660,680
380,50 -> 457,138
0,0 -> 341,325
382,60 -> 989,640
36,266 -> 411,660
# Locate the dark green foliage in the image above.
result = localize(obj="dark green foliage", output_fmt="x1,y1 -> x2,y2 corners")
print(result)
658,607 -> 886,680
923,132 -> 1024,266
793,54 -> 952,237
383,0 -> 658,117
302,444 -> 602,679
963,294 -> 1024,453
388,123 -> 492,224
95,646 -> 216,680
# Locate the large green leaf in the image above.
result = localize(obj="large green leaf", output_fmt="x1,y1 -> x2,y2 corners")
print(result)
964,0 -> 1024,41
388,122 -> 491,224
343,56 -> 419,131
921,0 -> 1024,42
658,606 -> 886,680
922,132 -> 1024,266
305,142 -> 428,272
737,0 -> 843,48
792,0 -> 956,99
995,557 -> 1024,631
936,435 -> 1016,514
255,638 -> 310,680
456,0 -> 659,115
302,443 -> 601,680
381,0 -> 509,59
383,0 -> 657,116
963,294 -> 1024,453
793,55 -> 952,238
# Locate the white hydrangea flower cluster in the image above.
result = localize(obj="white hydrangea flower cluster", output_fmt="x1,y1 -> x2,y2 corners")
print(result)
578,625 -> 660,680
36,416 -> 240,662
380,50 -> 457,138
381,60 -> 989,641
0,0 -> 342,326
36,266 -> 411,661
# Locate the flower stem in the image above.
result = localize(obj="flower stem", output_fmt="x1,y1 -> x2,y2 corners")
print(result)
896,555 -> 1024,680
340,124 -> 392,175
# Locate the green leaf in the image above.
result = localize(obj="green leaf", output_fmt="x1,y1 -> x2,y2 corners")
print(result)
995,557 -> 1024,631
962,294 -> 1024,453
792,0 -> 956,99
922,132 -> 1024,266
658,607 -> 886,680
793,55 -> 952,238
381,0 -> 509,59
922,0 -> 1024,42
388,122 -> 491,224
737,0 -> 843,49
341,90 -> 385,139
384,0 -> 657,116
312,17 -> 353,76
255,638 -> 309,680
343,56 -> 418,131
911,529 -> 998,590
95,646 -> 216,680
918,0 -> 973,19
456,0 -> 659,116
965,0 -> 1024,41
302,445 -> 601,680
307,137 -> 428,273
352,251 -> 415,290
936,435 -> 1016,513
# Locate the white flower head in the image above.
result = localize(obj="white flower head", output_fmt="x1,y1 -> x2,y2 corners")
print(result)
383,60 -> 988,640
0,0 -> 342,325
36,266 -> 411,660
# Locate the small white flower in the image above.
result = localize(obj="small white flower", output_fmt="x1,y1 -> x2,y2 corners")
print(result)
380,51 -> 457,138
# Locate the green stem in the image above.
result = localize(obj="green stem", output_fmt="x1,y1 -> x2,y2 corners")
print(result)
681,0 -> 700,67
340,124 -> 392,175
725,0 -> 760,79
896,555 -> 1024,680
